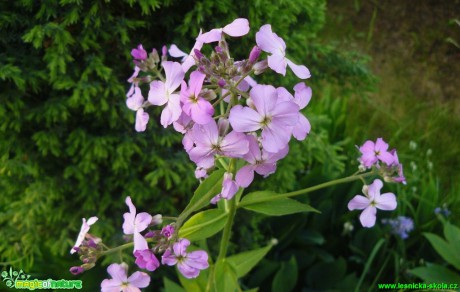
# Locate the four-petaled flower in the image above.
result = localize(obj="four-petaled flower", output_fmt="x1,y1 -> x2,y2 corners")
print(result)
359,138 -> 394,168
101,263 -> 150,292
123,196 -> 153,252
180,71 -> 214,125
161,238 -> 209,279
134,249 -> 160,272
348,179 -> 397,228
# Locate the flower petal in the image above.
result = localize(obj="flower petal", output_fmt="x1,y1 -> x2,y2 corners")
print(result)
163,61 -> 184,92
250,85 -> 278,116
348,195 -> 370,210
169,44 -> 187,58
229,105 -> 262,132
223,18 -> 250,37
235,165 -> 255,188
256,24 -> 285,54
107,263 -> 128,283
375,192 -> 397,210
127,271 -> 150,289
148,81 -> 167,106
267,53 -> 287,76
135,108 -> 149,132
292,113 -> 311,141
286,59 -> 311,79
359,206 -> 377,227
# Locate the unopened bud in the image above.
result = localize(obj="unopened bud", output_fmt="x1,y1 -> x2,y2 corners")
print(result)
81,263 -> 96,271
218,118 -> 230,136
70,266 -> 84,275
253,60 -> 268,75
194,49 -> 203,61
215,46 -> 223,53
218,79 -> 226,88
162,45 -> 167,57
249,46 -> 261,63
151,214 -> 163,226
149,48 -> 160,64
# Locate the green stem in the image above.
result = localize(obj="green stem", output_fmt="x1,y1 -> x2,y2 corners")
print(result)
238,171 -> 375,207
217,197 -> 237,261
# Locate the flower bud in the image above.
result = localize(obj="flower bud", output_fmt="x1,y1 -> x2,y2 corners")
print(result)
151,214 -> 163,226
215,46 -> 223,53
194,49 -> 204,61
81,263 -> 96,271
70,266 -> 84,275
218,79 -> 226,88
149,48 -> 160,64
248,46 -> 261,63
131,44 -> 147,60
162,45 -> 168,57
253,60 -> 268,75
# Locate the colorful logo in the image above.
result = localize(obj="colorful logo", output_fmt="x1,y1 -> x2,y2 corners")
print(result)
1,267 -> 82,290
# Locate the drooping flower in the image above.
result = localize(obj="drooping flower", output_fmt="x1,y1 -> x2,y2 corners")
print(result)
188,120 -> 249,168
161,238 -> 209,279
123,196 -> 153,252
256,25 -> 310,79
101,263 -> 150,292
148,61 -> 184,127
348,179 -> 397,228
180,71 -> 214,125
229,84 -> 299,153
126,85 -> 150,132
359,138 -> 395,168
382,216 -> 414,239
211,172 -> 239,203
131,44 -> 147,60
235,135 -> 289,187
71,216 -> 98,254
198,18 -> 250,43
134,249 -> 160,272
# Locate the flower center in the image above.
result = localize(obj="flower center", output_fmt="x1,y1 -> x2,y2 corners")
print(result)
189,94 -> 199,104
260,116 -> 272,128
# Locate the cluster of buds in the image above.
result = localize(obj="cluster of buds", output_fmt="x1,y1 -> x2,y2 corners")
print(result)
69,217 -> 102,275
126,18 -> 312,203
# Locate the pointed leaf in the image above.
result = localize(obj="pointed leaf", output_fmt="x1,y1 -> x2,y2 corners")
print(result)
243,197 -> 319,216
409,264 -> 460,283
214,260 -> 239,292
272,256 -> 298,292
424,233 -> 460,270
443,221 -> 460,246
227,245 -> 272,278
164,277 -> 186,292
183,169 -> 225,214
179,209 -> 228,241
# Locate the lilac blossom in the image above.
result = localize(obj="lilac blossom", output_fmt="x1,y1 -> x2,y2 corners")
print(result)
211,172 -> 239,204
169,30 -> 204,72
161,239 -> 209,279
134,249 -> 160,272
123,196 -> 153,252
382,216 -> 414,239
131,44 -> 147,60
101,263 -> 150,292
229,84 -> 299,153
256,25 -> 310,79
180,71 -> 214,124
126,85 -> 150,132
71,216 -> 98,254
198,18 -> 250,43
148,61 -> 184,127
188,120 -> 249,168
348,179 -> 397,228
235,135 -> 289,187
359,138 -> 394,168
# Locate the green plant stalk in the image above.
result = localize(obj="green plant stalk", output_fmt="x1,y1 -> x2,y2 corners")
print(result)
217,197 -> 237,261
239,171 -> 376,207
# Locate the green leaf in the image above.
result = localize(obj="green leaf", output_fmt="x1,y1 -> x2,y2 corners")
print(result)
242,197 -> 319,216
164,277 -> 186,292
424,233 -> 460,270
183,169 -> 225,214
409,264 -> 460,283
443,221 -> 460,246
179,209 -> 228,241
178,267 -> 208,292
272,256 -> 298,292
214,260 -> 239,292
239,191 -> 280,206
227,245 -> 272,278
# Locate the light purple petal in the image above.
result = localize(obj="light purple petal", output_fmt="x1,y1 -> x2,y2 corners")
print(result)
189,71 -> 206,97
198,28 -> 223,43
148,81 -> 168,106
188,145 -> 215,166
359,140 -> 375,153
135,212 -> 152,232
261,123 -> 292,153
367,179 -> 383,199
286,59 -> 311,79
107,263 -> 128,283
359,206 -> 377,227
185,250 -> 209,269
126,87 -> 144,111
124,286 -> 141,292
190,99 -> 214,125
292,114 -> 310,141
254,162 -> 276,176
375,192 -> 397,210
135,108 -> 149,132
133,232 -> 149,252
163,61 -> 185,92
378,151 -> 394,166
265,145 -> 289,163
192,121 -> 218,147
223,18 -> 250,37
174,239 -> 190,257
375,138 -> 389,152
255,24 -> 285,54
250,85 -> 278,116
160,95 -> 182,127
348,195 -> 370,210
161,249 -> 178,266
267,53 -> 287,76
293,82 -> 312,109
235,165 -> 255,188
271,101 -> 299,127
242,135 -> 262,163
169,44 -> 187,58
127,271 -> 150,288
123,212 -> 136,235
220,131 -> 250,158
101,279 -> 122,292
221,173 -> 238,199
276,86 -> 293,103
177,262 -> 200,279
245,76 -> 257,88
229,105 -> 262,132
71,217 -> 98,254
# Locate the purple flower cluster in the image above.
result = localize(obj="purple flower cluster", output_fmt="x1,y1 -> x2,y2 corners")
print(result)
125,18 -> 312,199
382,216 -> 414,239
358,138 -> 406,184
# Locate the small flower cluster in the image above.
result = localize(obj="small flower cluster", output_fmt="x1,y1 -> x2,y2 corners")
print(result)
382,216 -> 414,239
348,138 -> 407,228
125,18 -> 312,202
70,196 -> 209,291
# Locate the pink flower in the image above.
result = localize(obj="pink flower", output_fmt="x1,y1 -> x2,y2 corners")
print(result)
134,249 -> 160,272
188,120 -> 249,168
348,179 -> 397,228
71,216 -> 98,254
256,25 -> 310,79
211,172 -> 239,204
122,196 -> 153,253
276,83 -> 312,140
101,263 -> 150,292
180,71 -> 214,125
131,44 -> 147,60
161,238 -> 209,279
198,18 -> 250,43
359,138 -> 394,168
229,84 -> 299,153
160,225 -> 175,239
126,85 -> 149,132
148,61 -> 184,127
173,112 -> 195,152
235,135 -> 289,188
